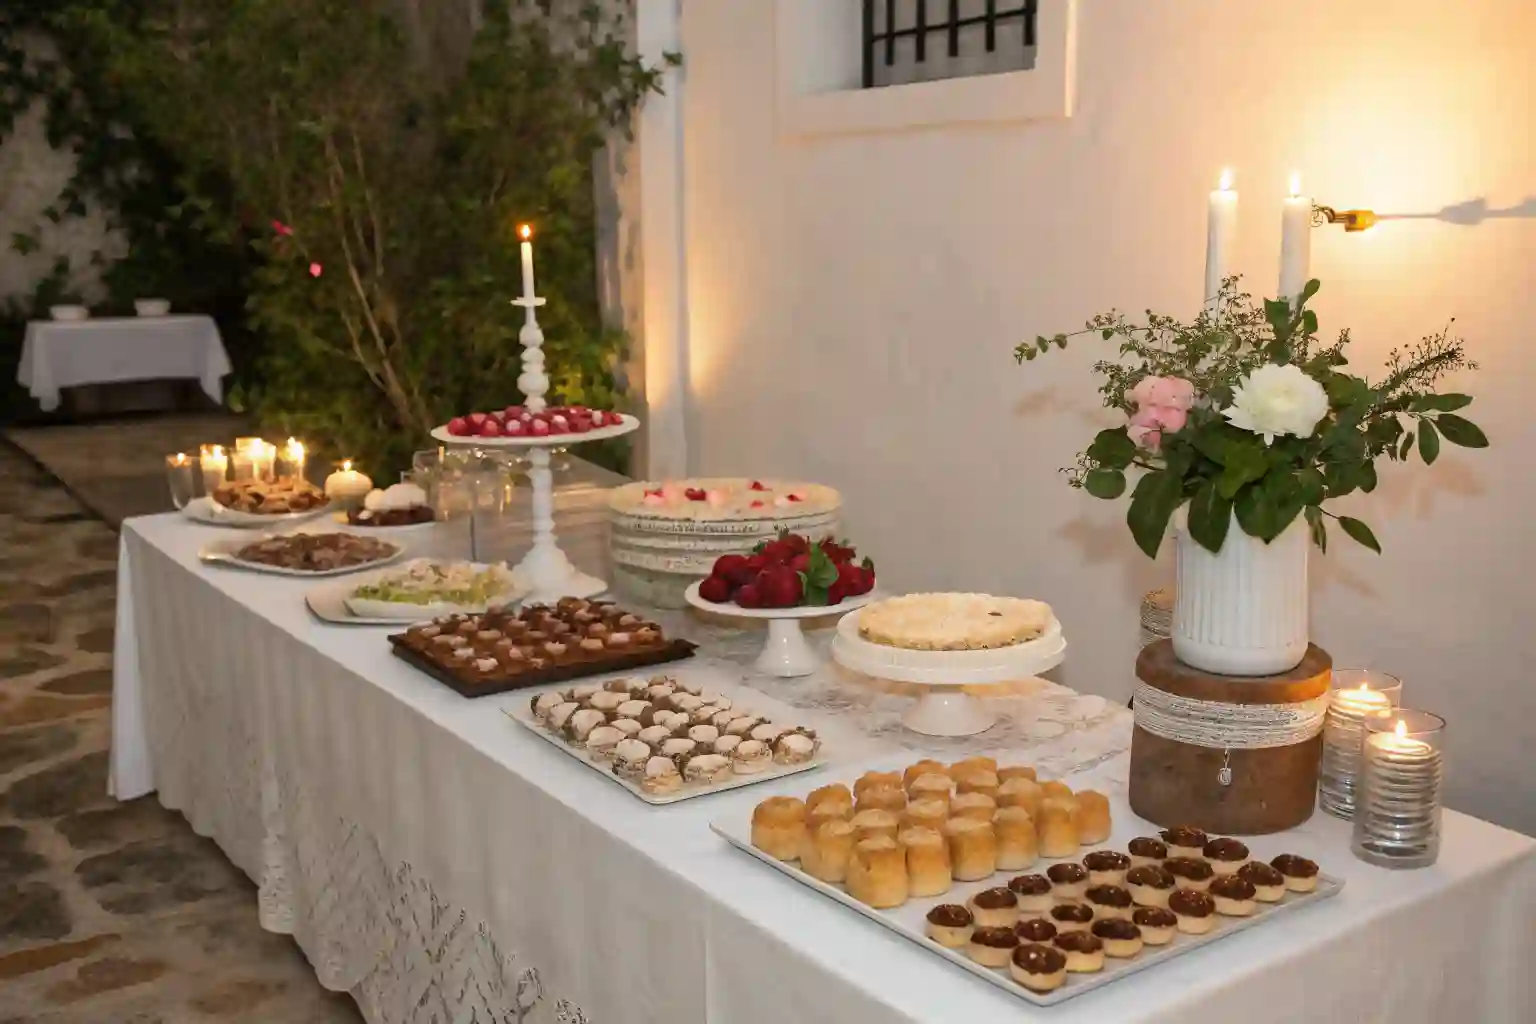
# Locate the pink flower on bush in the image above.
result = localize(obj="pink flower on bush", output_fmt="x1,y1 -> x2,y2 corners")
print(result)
1127,376 -> 1196,411
309,262 -> 323,278
272,220 -> 294,236
1125,376 -> 1196,451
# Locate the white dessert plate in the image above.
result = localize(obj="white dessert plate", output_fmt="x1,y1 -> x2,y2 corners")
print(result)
181,495 -> 335,529
685,582 -> 877,678
431,413 -> 639,448
503,695 -> 826,805
198,532 -> 403,578
711,812 -> 1343,1007
831,609 -> 1067,685
684,583 -> 876,621
305,561 -> 528,625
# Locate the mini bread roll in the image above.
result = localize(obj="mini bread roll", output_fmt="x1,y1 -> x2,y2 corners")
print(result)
1041,793 -> 1079,818
849,808 -> 900,843
1038,804 -> 1079,858
899,826 -> 953,897
806,783 -> 853,813
751,796 -> 807,862
901,798 -> 949,832
950,756 -> 998,777
846,836 -> 909,908
998,765 -> 1038,784
1076,790 -> 1112,844
950,792 -> 998,822
954,769 -> 1000,801
996,777 -> 1043,818
854,786 -> 908,815
807,799 -> 853,834
906,772 -> 955,809
903,759 -> 949,789
944,817 -> 998,881
1040,780 -> 1074,802
993,806 -> 1038,871
801,820 -> 856,883
854,771 -> 903,799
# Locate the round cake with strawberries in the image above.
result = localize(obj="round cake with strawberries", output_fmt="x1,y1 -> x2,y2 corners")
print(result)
608,478 -> 840,522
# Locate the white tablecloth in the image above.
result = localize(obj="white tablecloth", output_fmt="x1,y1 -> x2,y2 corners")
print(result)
17,315 -> 231,410
111,513 -> 1536,1024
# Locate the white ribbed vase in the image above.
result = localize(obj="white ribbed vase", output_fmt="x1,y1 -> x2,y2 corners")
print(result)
1172,511 -> 1309,676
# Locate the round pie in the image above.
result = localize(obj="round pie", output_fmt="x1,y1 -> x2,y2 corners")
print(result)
608,478 -> 840,520
856,593 -> 1053,651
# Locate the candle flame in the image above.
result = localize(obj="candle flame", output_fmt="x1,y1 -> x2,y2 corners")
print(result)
173,453 -> 188,465
518,224 -> 532,241
1394,719 -> 1409,738
285,437 -> 304,459
1288,172 -> 1302,198
1219,168 -> 1234,192
341,459 -> 353,472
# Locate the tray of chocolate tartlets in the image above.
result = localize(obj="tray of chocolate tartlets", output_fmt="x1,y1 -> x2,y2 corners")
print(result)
504,674 -> 826,804
711,758 -> 1341,1006
390,598 -> 696,697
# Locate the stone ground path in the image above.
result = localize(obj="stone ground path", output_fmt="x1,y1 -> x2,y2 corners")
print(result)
0,443 -> 362,1023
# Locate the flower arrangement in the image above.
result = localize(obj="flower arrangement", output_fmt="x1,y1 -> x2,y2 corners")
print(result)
1015,279 -> 1487,557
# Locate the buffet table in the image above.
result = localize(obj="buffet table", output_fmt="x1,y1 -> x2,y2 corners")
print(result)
17,314 -> 230,411
111,513 -> 1536,1023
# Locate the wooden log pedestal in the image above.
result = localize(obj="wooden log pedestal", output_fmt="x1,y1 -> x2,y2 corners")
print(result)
1129,641 -> 1331,836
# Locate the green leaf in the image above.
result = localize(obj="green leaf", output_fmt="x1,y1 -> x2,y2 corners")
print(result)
1301,309 -> 1319,335
1434,414 -> 1488,448
1358,460 -> 1378,494
1411,393 -> 1472,413
1217,441 -> 1268,500
1101,328 -> 1115,340
1083,468 -> 1127,499
1086,428 -> 1137,471
1264,298 -> 1292,337
1418,419 -> 1441,465
802,543 -> 839,590
1126,471 -> 1183,559
1305,506 -> 1327,553
1233,482 -> 1275,541
1296,468 -> 1326,507
1397,431 -> 1414,461
1339,516 -> 1382,554
1187,481 -> 1232,554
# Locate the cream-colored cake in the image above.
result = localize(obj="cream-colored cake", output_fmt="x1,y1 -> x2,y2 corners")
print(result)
608,478 -> 840,521
857,593 -> 1053,651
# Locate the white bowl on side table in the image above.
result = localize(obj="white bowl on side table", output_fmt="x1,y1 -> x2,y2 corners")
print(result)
134,298 -> 172,316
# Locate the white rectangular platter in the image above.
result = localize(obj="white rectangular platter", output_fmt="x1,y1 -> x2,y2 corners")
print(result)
504,696 -> 826,805
711,815 -> 1343,1007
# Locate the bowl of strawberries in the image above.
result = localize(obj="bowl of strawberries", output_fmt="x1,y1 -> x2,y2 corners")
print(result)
685,533 -> 877,677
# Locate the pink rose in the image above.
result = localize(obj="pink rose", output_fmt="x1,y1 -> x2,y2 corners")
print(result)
1126,403 -> 1188,453
1127,376 -> 1197,412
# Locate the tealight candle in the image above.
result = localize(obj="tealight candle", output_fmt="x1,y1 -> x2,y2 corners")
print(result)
281,437 -> 307,483
164,453 -> 195,510
1353,710 -> 1445,869
324,460 -> 373,507
1319,670 -> 1403,820
198,444 -> 227,494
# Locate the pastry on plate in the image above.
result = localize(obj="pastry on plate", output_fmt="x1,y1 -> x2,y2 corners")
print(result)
993,807 -> 1038,871
1014,917 -> 1057,944
1159,825 -> 1208,860
806,783 -> 853,814
802,820 -> 856,883
1084,884 -> 1134,921
1091,917 -> 1144,958
1163,856 -> 1215,892
998,765 -> 1038,784
854,786 -> 907,815
899,827 -> 953,897
1039,779 -> 1074,802
1038,803 -> 1079,858
903,760 -> 949,789
1237,860 -> 1287,902
1010,944 -> 1068,993
996,777 -> 1043,817
950,792 -> 998,823
641,755 -> 682,796
1168,888 -> 1217,934
846,836 -> 909,909
1052,930 -> 1105,973
1209,875 -> 1258,916
1126,865 -> 1176,908
750,796 -> 807,861
1048,902 -> 1094,933
857,593 -> 1053,650
1046,862 -> 1089,901
906,772 -> 954,808
1133,906 -> 1177,945
944,817 -> 998,882
954,769 -> 1000,801
731,739 -> 772,775
1082,849 -> 1131,887
683,753 -> 732,785
1075,790 -> 1112,844
850,809 -> 900,843
967,886 -> 1020,929
901,799 -> 949,833
1007,874 -> 1055,914
854,770 -> 903,798
773,732 -> 819,765
1271,853 -> 1320,893
1127,836 -> 1169,868
966,926 -> 1019,968
950,756 -> 998,777
925,904 -> 974,948
1203,837 -> 1250,875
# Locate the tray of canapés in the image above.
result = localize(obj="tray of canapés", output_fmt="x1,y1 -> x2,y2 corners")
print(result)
199,530 -> 402,576
390,597 -> 697,698
710,757 -> 1340,1006
505,674 -> 825,804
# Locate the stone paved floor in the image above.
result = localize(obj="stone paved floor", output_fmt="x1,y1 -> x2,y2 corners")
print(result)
0,442 -> 362,1023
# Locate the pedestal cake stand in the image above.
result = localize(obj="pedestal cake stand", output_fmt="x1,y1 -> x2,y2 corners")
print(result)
830,612 -> 1068,737
430,293 -> 640,604
683,581 -> 876,678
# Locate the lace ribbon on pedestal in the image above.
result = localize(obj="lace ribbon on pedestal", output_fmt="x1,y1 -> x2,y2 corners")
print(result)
1131,684 -> 1329,750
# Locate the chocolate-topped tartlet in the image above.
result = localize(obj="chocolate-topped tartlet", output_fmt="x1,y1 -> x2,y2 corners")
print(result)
1007,874 -> 1055,912
1160,825 -> 1208,857
1052,930 -> 1105,973
1163,856 -> 1215,890
1048,903 -> 1094,931
969,886 -> 1019,928
967,925 -> 1021,967
1168,889 -> 1217,934
1237,861 -> 1287,902
1084,884 -> 1134,920
1133,906 -> 1178,945
1271,853 -> 1321,892
1015,918 -> 1058,943
1203,837 -> 1251,874
1209,875 -> 1258,916
1083,849 -> 1131,885
1091,917 -> 1145,958
1127,836 -> 1169,866
1126,865 -> 1176,908
1046,862 -> 1090,899
925,904 -> 975,948
1009,944 -> 1069,992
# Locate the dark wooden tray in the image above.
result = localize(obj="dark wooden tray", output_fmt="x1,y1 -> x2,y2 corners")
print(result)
387,634 -> 698,698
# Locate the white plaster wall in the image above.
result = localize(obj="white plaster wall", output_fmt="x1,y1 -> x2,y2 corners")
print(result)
678,0 -> 1536,833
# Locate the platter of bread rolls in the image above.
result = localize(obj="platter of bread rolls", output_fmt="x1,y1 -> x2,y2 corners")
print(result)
710,756 -> 1342,1006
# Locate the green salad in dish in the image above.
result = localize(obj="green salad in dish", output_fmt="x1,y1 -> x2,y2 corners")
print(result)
350,560 -> 514,606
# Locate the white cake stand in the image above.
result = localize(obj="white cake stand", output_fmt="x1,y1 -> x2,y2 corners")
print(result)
831,611 -> 1068,737
683,581 -> 876,678
430,291 -> 640,604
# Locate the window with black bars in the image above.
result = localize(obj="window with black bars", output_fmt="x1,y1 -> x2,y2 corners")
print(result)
862,0 -> 1038,89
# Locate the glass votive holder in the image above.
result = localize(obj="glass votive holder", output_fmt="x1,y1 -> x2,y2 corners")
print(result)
198,444 -> 228,496
1319,670 -> 1403,820
1352,709 -> 1445,869
165,453 -> 196,509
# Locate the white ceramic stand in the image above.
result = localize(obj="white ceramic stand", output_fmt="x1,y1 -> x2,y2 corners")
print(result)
430,293 -> 640,604
831,611 -> 1069,737
683,581 -> 876,678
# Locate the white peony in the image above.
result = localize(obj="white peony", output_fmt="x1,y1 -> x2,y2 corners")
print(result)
1221,364 -> 1330,445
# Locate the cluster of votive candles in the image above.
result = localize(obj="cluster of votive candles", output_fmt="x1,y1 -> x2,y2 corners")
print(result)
1320,670 -> 1446,869
179,438 -> 305,490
